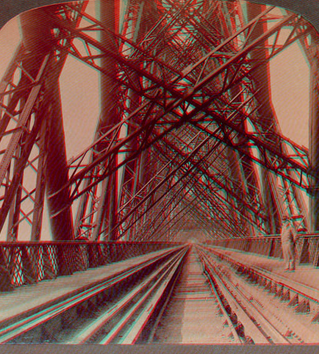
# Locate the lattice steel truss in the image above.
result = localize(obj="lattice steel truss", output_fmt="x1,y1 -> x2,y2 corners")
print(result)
0,0 -> 317,242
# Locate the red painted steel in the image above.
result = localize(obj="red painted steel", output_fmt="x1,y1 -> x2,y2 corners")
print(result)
0,1 -> 317,249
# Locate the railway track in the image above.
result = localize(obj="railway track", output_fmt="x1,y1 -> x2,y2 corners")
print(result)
1,244 -> 318,344
196,245 -> 319,344
0,245 -> 187,344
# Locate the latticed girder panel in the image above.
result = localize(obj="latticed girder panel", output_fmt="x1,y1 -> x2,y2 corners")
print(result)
0,0 -> 316,242
59,4 -> 312,184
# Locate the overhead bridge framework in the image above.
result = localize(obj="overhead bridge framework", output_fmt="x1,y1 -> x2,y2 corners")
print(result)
0,0 -> 319,244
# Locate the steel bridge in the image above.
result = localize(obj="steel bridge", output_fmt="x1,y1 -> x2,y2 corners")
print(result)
1,0 -> 319,346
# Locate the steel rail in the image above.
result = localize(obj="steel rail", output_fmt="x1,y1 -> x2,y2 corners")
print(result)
145,248 -> 185,343
203,248 -> 312,343
197,247 -> 291,344
191,248 -> 243,344
145,245 -> 243,344
0,246 -> 184,343
100,247 -> 188,344
68,246 -> 187,344
197,249 -> 269,343
197,245 -> 319,343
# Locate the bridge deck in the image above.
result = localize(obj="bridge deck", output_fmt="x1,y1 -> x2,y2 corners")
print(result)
155,249 -> 233,344
212,247 -> 319,302
0,248 -> 172,324
2,245 -> 319,345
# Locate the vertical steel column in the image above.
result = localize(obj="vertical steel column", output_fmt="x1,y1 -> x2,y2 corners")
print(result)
20,8 -> 74,241
218,1 -> 264,237
309,37 -> 319,232
246,3 -> 281,234
30,119 -> 48,241
226,148 -> 252,236
98,0 -> 119,130
46,84 -> 74,240
97,0 -> 120,240
120,0 -> 155,241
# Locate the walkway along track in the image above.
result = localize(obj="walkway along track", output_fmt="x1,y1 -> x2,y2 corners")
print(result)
150,246 -> 243,344
196,244 -> 319,344
0,245 -> 187,343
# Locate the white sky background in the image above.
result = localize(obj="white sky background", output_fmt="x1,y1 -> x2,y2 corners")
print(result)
270,42 -> 309,148
0,1 -> 311,240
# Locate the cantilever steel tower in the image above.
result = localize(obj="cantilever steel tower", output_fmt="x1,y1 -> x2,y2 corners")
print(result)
0,0 -> 318,243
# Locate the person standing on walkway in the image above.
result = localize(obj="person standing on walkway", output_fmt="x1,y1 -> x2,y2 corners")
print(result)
280,215 -> 298,271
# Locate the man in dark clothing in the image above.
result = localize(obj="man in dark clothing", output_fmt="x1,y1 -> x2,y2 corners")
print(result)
280,215 -> 298,271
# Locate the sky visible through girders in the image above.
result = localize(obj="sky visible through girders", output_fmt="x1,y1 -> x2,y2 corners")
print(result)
0,0 -> 311,240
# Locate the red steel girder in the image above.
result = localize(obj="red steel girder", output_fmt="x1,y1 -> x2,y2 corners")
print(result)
152,137 -> 266,235
153,130 -> 266,219
1,0 -> 315,243
48,7 -> 312,194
